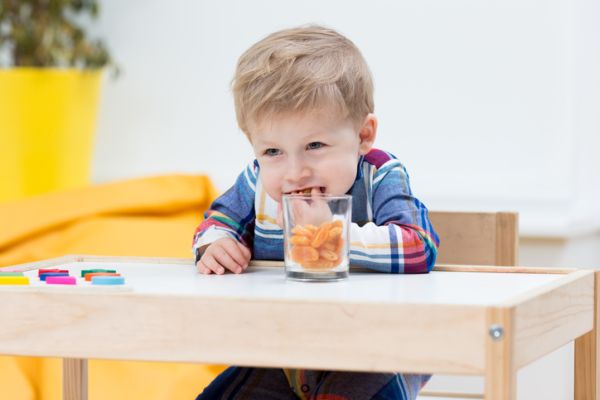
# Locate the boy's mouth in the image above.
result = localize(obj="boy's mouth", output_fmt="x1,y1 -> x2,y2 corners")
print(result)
285,186 -> 326,195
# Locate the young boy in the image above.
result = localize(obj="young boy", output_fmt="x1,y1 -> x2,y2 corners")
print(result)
193,25 -> 439,400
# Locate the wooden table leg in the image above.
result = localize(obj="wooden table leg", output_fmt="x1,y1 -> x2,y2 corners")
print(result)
485,308 -> 516,400
575,271 -> 600,400
63,358 -> 88,400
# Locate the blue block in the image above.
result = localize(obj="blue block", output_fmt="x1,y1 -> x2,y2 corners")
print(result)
40,272 -> 69,281
91,276 -> 125,285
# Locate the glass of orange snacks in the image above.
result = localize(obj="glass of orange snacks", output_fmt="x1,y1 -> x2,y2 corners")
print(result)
282,194 -> 351,281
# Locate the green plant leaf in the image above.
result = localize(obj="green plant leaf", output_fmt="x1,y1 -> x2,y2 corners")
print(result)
0,0 -> 115,70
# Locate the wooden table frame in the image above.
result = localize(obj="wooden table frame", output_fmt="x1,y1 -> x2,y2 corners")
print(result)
0,255 -> 598,400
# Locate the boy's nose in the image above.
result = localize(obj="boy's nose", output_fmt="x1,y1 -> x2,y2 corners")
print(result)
285,159 -> 311,183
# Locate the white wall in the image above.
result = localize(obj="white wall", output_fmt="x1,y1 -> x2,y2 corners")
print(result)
91,0 -> 600,240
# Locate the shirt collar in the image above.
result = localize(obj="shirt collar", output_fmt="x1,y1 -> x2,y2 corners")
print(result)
355,155 -> 365,181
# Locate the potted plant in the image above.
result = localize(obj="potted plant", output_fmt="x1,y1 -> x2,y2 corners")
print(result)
0,0 -> 115,203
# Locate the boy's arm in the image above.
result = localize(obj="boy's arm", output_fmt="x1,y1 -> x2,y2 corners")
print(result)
192,162 -> 257,262
350,160 -> 439,273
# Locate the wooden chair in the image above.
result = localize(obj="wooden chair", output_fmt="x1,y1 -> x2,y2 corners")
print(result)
419,211 -> 519,399
429,211 -> 518,267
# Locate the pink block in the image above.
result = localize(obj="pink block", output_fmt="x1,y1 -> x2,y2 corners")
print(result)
46,276 -> 76,285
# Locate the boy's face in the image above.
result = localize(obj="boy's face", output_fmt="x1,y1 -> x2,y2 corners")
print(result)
249,110 -> 376,202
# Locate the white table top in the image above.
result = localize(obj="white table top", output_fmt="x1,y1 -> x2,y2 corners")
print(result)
16,260 -> 562,306
0,257 -> 593,375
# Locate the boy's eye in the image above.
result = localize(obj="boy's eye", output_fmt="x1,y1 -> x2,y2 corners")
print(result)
306,142 -> 325,150
264,148 -> 281,156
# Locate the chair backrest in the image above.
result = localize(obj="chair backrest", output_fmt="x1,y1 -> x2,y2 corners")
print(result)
429,211 -> 519,266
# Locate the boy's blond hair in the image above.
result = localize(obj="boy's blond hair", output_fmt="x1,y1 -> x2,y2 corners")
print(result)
232,25 -> 374,135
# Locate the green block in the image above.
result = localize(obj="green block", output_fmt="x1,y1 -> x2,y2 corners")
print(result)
81,268 -> 117,277
0,271 -> 24,276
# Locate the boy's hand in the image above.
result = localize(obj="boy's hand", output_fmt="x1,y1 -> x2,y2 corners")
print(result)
277,187 -> 331,227
293,187 -> 332,226
196,238 -> 251,275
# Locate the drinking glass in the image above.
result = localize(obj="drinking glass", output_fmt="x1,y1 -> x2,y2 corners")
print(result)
282,194 -> 351,281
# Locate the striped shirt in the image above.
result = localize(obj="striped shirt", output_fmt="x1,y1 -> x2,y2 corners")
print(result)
193,148 -> 439,273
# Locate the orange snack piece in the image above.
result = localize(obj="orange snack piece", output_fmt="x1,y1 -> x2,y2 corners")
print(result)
289,220 -> 345,270
319,249 -> 339,261
291,225 -> 313,237
291,245 -> 319,262
321,241 -> 336,252
328,226 -> 342,241
290,235 -> 310,245
310,225 -> 329,248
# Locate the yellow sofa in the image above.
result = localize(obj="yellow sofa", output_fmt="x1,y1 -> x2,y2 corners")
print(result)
0,175 -> 225,399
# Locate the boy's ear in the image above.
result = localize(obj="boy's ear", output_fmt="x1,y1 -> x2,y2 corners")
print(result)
358,114 -> 377,155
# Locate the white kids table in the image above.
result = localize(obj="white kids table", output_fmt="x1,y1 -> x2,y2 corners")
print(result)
0,255 -> 597,400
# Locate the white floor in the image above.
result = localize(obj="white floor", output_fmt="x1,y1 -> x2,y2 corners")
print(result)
420,343 -> 573,400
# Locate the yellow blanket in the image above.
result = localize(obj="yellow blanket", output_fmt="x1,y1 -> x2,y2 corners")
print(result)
0,175 -> 225,399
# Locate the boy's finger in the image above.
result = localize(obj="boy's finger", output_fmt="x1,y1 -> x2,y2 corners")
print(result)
293,199 -> 309,223
198,261 -> 212,275
212,246 -> 243,274
310,187 -> 326,206
236,242 -> 252,269
201,254 -> 226,275
196,260 -> 211,275
236,242 -> 252,259
219,240 -> 247,272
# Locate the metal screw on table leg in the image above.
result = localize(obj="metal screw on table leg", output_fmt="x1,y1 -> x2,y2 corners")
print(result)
489,324 -> 504,341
